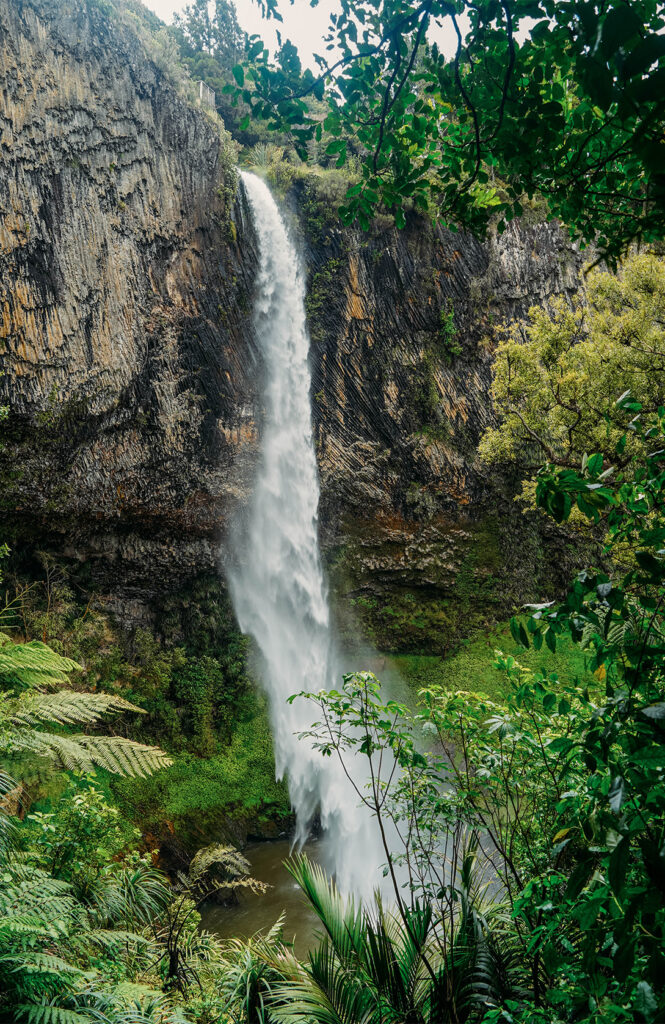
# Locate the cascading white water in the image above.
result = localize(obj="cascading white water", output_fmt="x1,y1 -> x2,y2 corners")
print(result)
228,171 -> 383,894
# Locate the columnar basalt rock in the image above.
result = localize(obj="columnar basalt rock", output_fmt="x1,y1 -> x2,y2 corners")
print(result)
283,180 -> 584,646
0,0 -> 259,617
0,0 -> 585,638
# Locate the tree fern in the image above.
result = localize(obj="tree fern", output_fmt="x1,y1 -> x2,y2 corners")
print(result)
0,634 -> 82,689
0,635 -> 172,778
0,631 -> 176,1020
11,690 -> 144,726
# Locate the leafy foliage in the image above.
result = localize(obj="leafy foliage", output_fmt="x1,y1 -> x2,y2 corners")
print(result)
238,0 -> 665,260
265,853 -> 513,1024
478,253 -> 665,491
0,784 -> 174,1023
0,632 -> 172,779
289,392 -> 665,1021
497,395 -> 665,1020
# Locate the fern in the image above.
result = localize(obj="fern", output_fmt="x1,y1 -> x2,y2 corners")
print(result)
11,690 -> 146,726
0,638 -> 172,778
5,728 -> 172,777
20,1005 -> 91,1024
0,635 -> 82,689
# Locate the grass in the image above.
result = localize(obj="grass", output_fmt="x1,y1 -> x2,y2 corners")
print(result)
111,694 -> 290,853
382,620 -> 592,703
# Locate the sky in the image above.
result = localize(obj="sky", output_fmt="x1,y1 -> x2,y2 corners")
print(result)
141,0 -> 463,67
142,0 -> 346,66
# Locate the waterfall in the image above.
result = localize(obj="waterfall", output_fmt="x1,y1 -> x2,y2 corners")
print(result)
228,171 -> 382,895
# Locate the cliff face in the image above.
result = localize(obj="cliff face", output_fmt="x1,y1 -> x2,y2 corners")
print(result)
284,178 -> 583,648
0,0 -> 259,617
1,0 -> 583,640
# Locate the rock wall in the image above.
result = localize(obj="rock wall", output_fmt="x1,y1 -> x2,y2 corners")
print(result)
0,0 -> 585,643
278,175 -> 584,648
0,0 -> 259,619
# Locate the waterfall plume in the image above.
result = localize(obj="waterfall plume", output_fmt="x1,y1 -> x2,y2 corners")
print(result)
228,171 -> 384,895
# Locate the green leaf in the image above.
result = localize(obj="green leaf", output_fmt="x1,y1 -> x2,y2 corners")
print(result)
633,980 -> 658,1020
629,747 -> 665,767
635,551 -> 665,579
566,858 -> 592,898
587,453 -> 603,475
608,775 -> 626,812
609,836 -> 630,895
642,703 -> 665,720
232,64 -> 245,87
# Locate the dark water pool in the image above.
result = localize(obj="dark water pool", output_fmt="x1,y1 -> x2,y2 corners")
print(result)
199,839 -> 323,955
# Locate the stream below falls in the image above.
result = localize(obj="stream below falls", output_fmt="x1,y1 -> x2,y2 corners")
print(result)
199,840 -> 322,956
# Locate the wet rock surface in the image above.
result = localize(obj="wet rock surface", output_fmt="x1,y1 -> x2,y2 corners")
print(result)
0,0 -> 259,616
289,190 -> 584,641
1,0 -> 585,636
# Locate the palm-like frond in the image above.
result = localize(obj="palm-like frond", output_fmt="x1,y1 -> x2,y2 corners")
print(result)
19,1004 -> 92,1024
268,855 -> 515,1024
217,917 -> 290,1024
10,690 -> 145,726
0,636 -> 82,689
269,943 -> 377,1024
87,865 -> 171,927
286,854 -> 366,964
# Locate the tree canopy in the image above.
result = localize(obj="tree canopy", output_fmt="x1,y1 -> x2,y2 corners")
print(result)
237,0 -> 665,260
478,252 -> 665,490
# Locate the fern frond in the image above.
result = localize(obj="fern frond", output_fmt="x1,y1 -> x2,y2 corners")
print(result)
0,640 -> 81,690
9,731 -> 171,778
74,736 -> 172,778
85,928 -> 151,949
0,768 -> 19,857
3,951 -> 85,976
19,1004 -> 91,1024
11,690 -> 146,727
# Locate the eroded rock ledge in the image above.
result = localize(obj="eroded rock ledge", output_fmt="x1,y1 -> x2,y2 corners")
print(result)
0,0 -> 259,617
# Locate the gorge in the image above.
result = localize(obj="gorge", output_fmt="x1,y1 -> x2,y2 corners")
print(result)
3,0 -> 665,1019
0,0 -> 587,860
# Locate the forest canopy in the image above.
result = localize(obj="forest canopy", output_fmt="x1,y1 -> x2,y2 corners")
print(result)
235,0 -> 665,260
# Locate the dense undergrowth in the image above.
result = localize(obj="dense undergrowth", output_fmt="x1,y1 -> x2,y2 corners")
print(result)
1,565 -> 290,864
388,622 -> 591,702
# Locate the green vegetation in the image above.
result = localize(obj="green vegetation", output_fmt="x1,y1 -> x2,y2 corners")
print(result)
112,699 -> 290,854
264,161 -> 360,241
438,299 -> 462,361
290,396 -> 665,1022
6,2 -> 665,1022
304,256 -> 344,343
479,253 -> 665,501
337,520 -> 508,653
2,565 -> 287,858
238,0 -> 665,262
388,621 -> 591,702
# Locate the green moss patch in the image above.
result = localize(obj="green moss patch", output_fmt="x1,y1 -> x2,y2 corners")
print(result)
111,693 -> 290,855
385,621 -> 591,702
